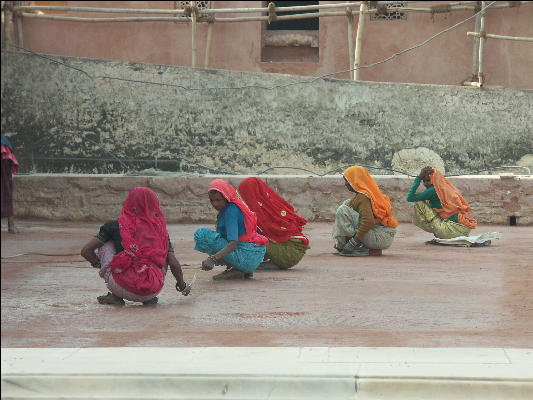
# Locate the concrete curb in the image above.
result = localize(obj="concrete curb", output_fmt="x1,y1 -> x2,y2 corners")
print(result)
2,347 -> 532,399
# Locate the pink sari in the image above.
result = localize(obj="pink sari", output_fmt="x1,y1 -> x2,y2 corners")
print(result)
109,187 -> 169,296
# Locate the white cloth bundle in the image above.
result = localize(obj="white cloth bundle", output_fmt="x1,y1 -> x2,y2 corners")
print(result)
434,232 -> 501,247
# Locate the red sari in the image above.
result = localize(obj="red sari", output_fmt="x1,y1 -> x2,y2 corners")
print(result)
110,187 -> 169,296
237,177 -> 309,245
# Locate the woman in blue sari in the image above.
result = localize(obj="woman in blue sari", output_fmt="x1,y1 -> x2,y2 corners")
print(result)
194,179 -> 268,280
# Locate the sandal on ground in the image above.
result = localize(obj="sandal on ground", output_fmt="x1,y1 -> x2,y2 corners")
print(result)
142,297 -> 158,306
340,238 -> 370,257
213,268 -> 253,280
97,292 -> 125,305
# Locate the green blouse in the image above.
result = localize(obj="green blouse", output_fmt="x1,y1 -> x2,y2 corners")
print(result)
406,177 -> 458,223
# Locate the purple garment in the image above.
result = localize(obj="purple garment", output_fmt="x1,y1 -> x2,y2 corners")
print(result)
1,158 -> 14,217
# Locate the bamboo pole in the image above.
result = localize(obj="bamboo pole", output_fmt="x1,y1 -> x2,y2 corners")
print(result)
471,7 -> 481,78
204,24 -> 213,66
354,1 -> 367,81
13,3 -> 364,15
2,2 -> 11,49
191,1 -> 197,68
14,1 -> 533,17
17,10 -> 348,24
204,2 -> 214,68
203,2 -> 365,13
478,1 -> 486,86
217,12 -> 345,22
14,6 -> 23,48
20,13 -> 194,22
467,31 -> 533,41
463,81 -> 482,87
347,7 -> 354,80
16,2 -> 533,24
16,5 -> 190,14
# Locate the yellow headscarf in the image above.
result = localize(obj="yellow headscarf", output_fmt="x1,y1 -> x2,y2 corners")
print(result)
343,166 -> 398,228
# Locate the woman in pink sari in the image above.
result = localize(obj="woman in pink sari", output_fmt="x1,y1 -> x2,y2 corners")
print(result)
81,187 -> 190,305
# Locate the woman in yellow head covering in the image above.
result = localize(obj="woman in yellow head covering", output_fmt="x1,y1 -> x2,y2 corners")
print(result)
332,166 -> 398,256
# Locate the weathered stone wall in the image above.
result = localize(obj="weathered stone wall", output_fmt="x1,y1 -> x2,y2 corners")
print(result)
12,175 -> 533,226
2,51 -> 533,176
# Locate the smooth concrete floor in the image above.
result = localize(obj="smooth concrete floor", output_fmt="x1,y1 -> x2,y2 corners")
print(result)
1,219 -> 532,348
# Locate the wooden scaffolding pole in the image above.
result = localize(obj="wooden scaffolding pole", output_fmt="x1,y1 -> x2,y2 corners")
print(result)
2,2 -> 12,49
19,13 -> 195,22
14,2 -> 533,24
347,7 -> 355,80
354,1 -> 367,80
471,4 -> 481,79
13,1 -> 23,48
204,2 -> 215,68
477,0 -> 486,86
467,31 -> 533,41
15,2 -> 533,16
191,1 -> 197,68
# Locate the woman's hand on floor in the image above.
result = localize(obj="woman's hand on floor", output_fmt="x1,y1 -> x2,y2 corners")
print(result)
201,257 -> 215,271
176,282 -> 191,296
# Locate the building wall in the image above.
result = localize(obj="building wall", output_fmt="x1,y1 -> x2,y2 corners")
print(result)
12,174 -> 533,226
2,51 -> 532,177
8,1 -> 533,88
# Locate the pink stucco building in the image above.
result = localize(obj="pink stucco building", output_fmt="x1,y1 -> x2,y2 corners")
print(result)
4,1 -> 533,88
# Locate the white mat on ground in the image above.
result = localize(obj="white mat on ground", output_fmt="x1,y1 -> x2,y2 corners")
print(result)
434,232 -> 501,247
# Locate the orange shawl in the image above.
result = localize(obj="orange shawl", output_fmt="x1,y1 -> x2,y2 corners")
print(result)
343,166 -> 398,228
430,169 -> 477,229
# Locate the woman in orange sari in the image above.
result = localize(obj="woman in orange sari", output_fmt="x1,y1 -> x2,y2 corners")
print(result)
406,166 -> 476,240
237,177 -> 310,269
332,166 -> 398,256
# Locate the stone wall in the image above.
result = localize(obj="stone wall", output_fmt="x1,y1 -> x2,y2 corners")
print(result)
12,174 -> 533,226
2,51 -> 533,177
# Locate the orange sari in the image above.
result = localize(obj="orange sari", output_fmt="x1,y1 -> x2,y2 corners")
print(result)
430,169 -> 477,229
343,166 -> 398,229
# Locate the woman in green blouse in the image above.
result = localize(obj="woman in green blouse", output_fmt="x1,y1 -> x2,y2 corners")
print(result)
407,166 -> 474,240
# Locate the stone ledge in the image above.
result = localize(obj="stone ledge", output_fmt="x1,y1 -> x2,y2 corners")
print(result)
2,347 -> 532,400
12,174 -> 533,225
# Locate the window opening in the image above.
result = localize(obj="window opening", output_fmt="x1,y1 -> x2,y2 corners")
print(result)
262,1 -> 319,63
